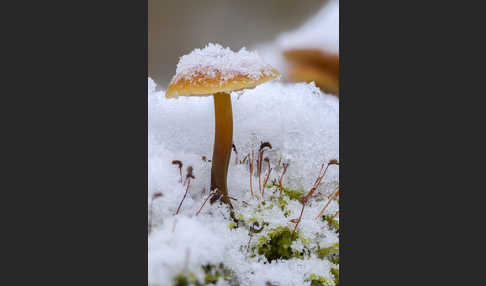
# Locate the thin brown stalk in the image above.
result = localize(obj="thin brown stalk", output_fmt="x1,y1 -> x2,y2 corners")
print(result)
249,150 -> 255,197
291,202 -> 305,241
330,209 -> 339,220
257,142 -> 272,196
175,179 -> 192,215
315,187 -> 339,219
262,158 -> 272,197
279,163 -> 289,196
196,189 -> 215,216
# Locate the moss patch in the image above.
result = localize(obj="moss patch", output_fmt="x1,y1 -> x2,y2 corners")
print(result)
308,273 -> 334,286
323,215 -> 339,232
254,226 -> 308,262
331,267 -> 339,286
268,182 -> 304,201
317,243 -> 339,264
172,263 -> 236,286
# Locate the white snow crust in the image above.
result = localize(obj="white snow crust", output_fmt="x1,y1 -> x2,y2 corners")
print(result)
148,76 -> 339,286
171,43 -> 277,84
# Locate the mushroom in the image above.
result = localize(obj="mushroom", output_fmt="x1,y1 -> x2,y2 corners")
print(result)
165,43 -> 279,208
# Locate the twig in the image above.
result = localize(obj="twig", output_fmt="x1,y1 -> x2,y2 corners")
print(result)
291,201 -> 305,241
249,150 -> 255,197
262,157 -> 272,197
175,179 -> 192,215
258,142 -> 272,196
330,209 -> 339,220
196,189 -> 215,216
315,187 -> 339,219
279,163 -> 289,197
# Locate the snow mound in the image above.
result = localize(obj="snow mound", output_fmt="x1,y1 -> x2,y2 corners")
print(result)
171,43 -> 277,83
148,77 -> 339,285
277,0 -> 339,54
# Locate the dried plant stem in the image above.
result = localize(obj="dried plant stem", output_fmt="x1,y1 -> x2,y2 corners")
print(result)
330,209 -> 339,220
262,168 -> 272,197
278,163 -> 289,196
196,189 -> 215,216
315,187 -> 339,219
291,202 -> 305,241
249,150 -> 255,197
262,158 -> 272,197
175,179 -> 192,215
258,156 -> 262,196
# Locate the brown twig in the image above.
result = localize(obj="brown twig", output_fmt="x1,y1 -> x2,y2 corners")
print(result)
290,160 -> 338,239
279,163 -> 289,197
262,157 -> 272,197
249,149 -> 255,197
315,187 -> 339,219
148,192 -> 163,235
257,142 -> 272,196
330,209 -> 339,220
322,209 -> 340,230
171,160 -> 183,184
176,179 -> 192,215
291,201 -> 305,241
196,188 -> 215,216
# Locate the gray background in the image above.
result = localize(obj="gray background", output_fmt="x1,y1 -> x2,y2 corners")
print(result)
149,0 -> 327,87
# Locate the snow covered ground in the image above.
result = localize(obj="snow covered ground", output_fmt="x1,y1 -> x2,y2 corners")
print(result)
148,75 -> 339,285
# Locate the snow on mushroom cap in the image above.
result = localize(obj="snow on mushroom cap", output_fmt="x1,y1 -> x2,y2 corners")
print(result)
171,43 -> 277,84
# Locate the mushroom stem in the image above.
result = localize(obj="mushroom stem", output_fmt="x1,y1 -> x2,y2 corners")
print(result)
211,92 -> 233,208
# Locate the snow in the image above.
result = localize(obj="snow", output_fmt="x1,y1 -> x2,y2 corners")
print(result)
277,0 -> 339,54
148,76 -> 339,285
171,43 -> 278,84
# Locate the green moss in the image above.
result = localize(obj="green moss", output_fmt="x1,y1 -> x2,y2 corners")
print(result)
246,216 -> 259,225
254,226 -> 308,262
308,274 -> 334,286
323,215 -> 339,232
173,273 -> 202,286
172,264 -> 236,286
331,267 -> 339,286
317,243 -> 339,264
269,182 -> 304,201
281,186 -> 304,200
202,263 -> 235,284
229,223 -> 236,230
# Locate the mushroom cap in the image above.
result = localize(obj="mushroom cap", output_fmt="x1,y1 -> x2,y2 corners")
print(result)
166,69 -> 279,98
165,43 -> 280,98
